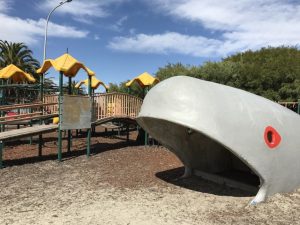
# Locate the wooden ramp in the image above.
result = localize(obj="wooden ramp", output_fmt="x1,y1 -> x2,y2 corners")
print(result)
0,124 -> 58,142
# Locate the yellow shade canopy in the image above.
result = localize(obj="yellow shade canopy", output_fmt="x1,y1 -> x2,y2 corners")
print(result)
126,72 -> 159,88
75,76 -> 108,90
0,64 -> 36,83
36,53 -> 95,77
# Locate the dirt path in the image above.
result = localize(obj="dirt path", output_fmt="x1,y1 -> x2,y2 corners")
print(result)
0,130 -> 299,224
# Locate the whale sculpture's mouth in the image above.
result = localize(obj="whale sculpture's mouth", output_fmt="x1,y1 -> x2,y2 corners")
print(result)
138,117 -> 260,192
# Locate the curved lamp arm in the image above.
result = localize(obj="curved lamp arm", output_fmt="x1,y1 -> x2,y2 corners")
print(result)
43,0 -> 72,61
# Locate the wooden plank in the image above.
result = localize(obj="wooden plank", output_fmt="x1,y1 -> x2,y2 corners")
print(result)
0,124 -> 58,141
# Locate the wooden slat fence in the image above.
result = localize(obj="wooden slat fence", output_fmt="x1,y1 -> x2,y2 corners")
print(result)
0,102 -> 58,128
93,93 -> 142,120
44,92 -> 143,121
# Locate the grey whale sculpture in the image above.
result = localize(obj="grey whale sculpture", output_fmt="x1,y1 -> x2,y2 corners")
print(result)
136,76 -> 300,204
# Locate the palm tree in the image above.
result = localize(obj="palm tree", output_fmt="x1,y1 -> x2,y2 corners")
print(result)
0,40 -> 40,80
0,40 -> 41,104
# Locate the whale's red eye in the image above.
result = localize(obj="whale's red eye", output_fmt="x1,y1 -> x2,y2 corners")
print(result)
264,126 -> 281,149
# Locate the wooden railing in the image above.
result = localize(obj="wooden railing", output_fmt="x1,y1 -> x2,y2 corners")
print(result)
278,101 -> 299,113
93,93 -> 142,120
0,102 -> 58,126
43,93 -> 143,121
43,95 -> 59,114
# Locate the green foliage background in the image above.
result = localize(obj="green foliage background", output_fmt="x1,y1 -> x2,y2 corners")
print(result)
155,47 -> 300,101
112,46 -> 300,101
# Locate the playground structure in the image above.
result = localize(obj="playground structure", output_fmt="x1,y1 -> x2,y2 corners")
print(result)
0,53 -> 144,168
137,76 -> 300,204
75,76 -> 109,93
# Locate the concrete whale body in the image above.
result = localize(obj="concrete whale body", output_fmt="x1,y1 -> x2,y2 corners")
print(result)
137,76 -> 300,204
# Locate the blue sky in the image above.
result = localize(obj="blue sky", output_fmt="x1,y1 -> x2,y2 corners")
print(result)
1,0 -> 300,87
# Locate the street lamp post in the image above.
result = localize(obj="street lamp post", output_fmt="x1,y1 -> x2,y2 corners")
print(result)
43,0 -> 72,61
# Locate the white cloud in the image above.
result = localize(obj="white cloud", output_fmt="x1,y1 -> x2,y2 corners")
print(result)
0,0 -> 88,45
39,0 -> 128,24
108,32 -> 222,57
148,0 -> 300,55
109,16 -> 128,32
0,13 -> 88,45
0,0 -> 10,13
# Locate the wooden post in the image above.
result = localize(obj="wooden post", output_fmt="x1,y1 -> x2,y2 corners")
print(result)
87,75 -> 92,158
58,71 -> 63,161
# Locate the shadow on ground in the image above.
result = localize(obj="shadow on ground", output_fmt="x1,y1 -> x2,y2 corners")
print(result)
156,167 -> 256,197
3,138 -> 138,168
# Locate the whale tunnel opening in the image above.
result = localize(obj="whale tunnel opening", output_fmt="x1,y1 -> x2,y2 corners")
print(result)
138,117 -> 260,192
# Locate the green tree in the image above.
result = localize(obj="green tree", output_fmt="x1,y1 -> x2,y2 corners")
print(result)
0,40 -> 40,80
154,46 -> 300,101
108,80 -> 145,98
156,63 -> 192,81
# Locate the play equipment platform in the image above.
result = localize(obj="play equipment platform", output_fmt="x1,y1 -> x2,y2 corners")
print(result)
0,92 -> 142,168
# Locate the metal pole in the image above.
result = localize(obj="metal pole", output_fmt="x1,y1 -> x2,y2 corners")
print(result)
67,76 -> 72,153
0,141 -> 3,169
58,71 -> 63,161
0,79 -> 4,132
16,88 -> 20,129
92,89 -> 95,135
38,74 -> 44,156
87,75 -> 92,157
43,0 -> 72,62
144,86 -> 149,146
29,107 -> 33,145
2,80 -> 6,132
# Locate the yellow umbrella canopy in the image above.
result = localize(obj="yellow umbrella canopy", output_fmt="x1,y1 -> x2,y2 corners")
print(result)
36,53 -> 95,77
126,72 -> 159,88
0,64 -> 36,83
75,76 -> 108,90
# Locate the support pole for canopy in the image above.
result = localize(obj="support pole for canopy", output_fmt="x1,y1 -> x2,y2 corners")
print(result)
58,71 -> 63,161
144,86 -> 149,146
67,76 -> 72,153
86,75 -> 92,157
0,79 -> 4,132
38,74 -> 44,156
16,87 -> 20,129
0,141 -> 3,169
